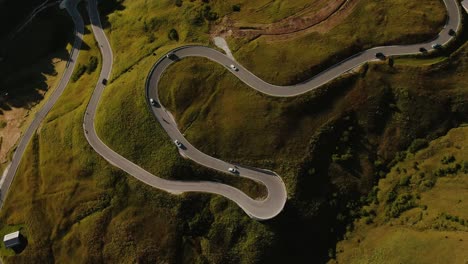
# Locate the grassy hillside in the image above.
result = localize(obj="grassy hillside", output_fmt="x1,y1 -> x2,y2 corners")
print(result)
0,4 -> 73,173
230,0 -> 446,85
156,39 -> 467,262
0,24 -> 272,263
0,0 -> 464,263
333,126 -> 468,263
93,0 -> 465,260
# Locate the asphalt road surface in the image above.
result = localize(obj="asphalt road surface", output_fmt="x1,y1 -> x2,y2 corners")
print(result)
0,0 -> 462,221
0,0 -> 84,208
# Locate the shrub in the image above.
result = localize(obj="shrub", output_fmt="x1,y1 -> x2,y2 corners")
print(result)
232,4 -> 241,12
399,175 -> 411,186
464,161 -> 468,173
386,193 -> 415,218
408,138 -> 428,153
441,155 -> 456,164
168,28 -> 179,41
203,5 -> 218,21
71,64 -> 87,82
86,56 -> 98,74
175,0 -> 182,7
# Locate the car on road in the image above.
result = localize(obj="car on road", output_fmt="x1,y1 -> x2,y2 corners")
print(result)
448,29 -> 456,36
230,64 -> 238,71
102,78 -> 107,85
375,52 -> 386,60
432,43 -> 442,49
419,47 -> 427,53
149,98 -> 157,106
174,140 -> 182,148
228,167 -> 238,173
166,53 -> 176,60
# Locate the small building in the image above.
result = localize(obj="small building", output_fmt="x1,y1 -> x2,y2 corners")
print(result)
3,231 -> 22,249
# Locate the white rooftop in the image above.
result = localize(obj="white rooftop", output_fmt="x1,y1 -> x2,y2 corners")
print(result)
3,231 -> 20,242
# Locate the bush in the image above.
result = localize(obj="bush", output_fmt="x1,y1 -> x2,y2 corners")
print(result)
175,0 -> 182,7
408,138 -> 428,153
386,193 -> 415,218
399,175 -> 411,186
441,155 -> 456,164
203,5 -> 218,21
86,56 -> 98,74
71,64 -> 87,82
168,28 -> 179,41
232,4 -> 241,12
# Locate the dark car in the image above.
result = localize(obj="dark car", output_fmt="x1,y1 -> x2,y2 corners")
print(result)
432,43 -> 442,49
102,78 -> 108,85
375,52 -> 386,60
448,29 -> 456,36
419,47 -> 427,53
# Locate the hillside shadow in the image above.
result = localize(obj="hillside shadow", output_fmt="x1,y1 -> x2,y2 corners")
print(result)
0,5 -> 74,111
97,0 -> 125,29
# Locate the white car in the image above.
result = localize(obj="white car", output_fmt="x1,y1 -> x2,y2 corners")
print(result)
229,64 -> 238,71
228,167 -> 238,173
174,140 -> 182,148
149,98 -> 156,106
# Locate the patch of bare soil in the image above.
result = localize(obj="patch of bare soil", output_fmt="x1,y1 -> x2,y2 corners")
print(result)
0,107 -> 28,163
212,0 -> 359,41
0,56 -> 65,164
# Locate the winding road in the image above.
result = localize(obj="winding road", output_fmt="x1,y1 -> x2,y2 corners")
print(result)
0,0 -> 84,207
0,0 -> 463,220
85,0 -> 462,219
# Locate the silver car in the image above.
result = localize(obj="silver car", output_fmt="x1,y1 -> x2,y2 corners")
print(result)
230,64 -> 238,71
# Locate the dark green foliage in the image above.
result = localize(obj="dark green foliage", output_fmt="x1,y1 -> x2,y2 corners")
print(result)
175,0 -> 182,7
232,4 -> 241,12
420,178 -> 436,189
71,64 -> 87,82
86,56 -> 98,74
434,163 -> 462,177
408,138 -> 428,153
386,193 -> 415,218
386,185 -> 398,204
399,175 -> 411,186
441,155 -> 456,164
143,17 -> 159,33
202,5 -> 218,21
168,28 -> 179,41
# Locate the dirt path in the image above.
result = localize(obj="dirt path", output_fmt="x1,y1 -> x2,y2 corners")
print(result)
212,0 -> 358,40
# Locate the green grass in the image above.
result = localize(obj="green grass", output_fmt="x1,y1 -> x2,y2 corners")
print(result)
1,0 -> 465,262
334,126 -> 468,264
209,0 -> 329,24
1,19 -> 272,264
229,0 -> 446,85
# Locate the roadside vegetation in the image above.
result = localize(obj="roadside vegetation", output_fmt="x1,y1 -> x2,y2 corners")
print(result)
0,2 -> 73,174
1,0 -> 465,263
1,19 -> 270,264
229,0 -> 446,85
157,40 -> 468,261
